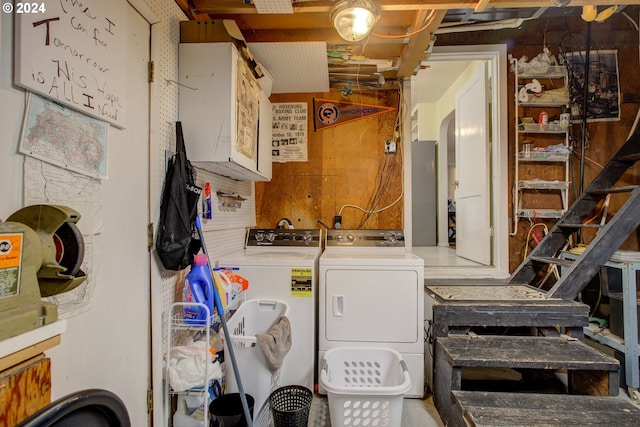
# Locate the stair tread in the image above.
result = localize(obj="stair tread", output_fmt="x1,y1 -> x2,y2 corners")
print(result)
530,256 -> 573,267
452,390 -> 640,427
437,335 -> 619,370
588,185 -> 639,195
508,131 -> 640,297
559,222 -> 604,228
617,153 -> 640,162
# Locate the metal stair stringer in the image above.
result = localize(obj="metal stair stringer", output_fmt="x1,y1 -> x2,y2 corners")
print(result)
547,185 -> 640,299
508,129 -> 640,299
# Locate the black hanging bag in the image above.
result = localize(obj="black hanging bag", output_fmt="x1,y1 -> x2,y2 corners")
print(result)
156,122 -> 202,271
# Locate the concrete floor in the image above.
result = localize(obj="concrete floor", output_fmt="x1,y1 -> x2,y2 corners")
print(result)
307,394 -> 444,427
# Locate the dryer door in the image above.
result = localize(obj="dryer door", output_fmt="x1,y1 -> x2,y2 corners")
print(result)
323,268 -> 420,343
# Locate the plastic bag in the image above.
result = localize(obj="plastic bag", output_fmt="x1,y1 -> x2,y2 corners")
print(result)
156,122 -> 202,271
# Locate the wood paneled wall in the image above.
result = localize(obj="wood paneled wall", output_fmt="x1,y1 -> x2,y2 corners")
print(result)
256,8 -> 640,274
436,8 -> 640,272
256,90 -> 403,230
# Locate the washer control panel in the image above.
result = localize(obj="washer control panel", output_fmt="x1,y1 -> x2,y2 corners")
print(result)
326,229 -> 405,248
245,228 -> 322,247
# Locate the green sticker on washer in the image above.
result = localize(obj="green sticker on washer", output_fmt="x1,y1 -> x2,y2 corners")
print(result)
291,267 -> 312,297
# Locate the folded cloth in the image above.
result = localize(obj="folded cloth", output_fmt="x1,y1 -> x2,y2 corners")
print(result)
256,315 -> 292,372
168,340 -> 222,392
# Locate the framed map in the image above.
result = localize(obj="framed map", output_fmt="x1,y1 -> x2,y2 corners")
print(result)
20,92 -> 109,179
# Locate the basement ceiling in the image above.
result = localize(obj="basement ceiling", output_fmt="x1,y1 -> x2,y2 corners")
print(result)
174,1 -> 634,93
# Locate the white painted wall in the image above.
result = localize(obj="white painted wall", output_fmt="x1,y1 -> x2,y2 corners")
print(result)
1,1 -> 259,426
1,3 -> 150,425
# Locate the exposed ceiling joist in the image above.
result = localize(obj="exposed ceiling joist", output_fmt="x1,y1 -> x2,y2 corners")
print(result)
175,1 -> 640,92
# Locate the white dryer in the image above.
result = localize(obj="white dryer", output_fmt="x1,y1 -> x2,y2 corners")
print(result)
318,229 -> 425,397
219,228 -> 322,391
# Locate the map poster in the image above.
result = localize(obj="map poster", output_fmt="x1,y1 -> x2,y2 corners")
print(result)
20,92 -> 109,179
271,102 -> 308,163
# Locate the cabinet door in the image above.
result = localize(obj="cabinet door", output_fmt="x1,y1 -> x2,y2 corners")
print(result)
179,42 -> 271,181
323,269 -> 420,343
256,91 -> 272,180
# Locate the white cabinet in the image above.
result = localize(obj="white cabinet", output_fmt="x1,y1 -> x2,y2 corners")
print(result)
179,42 -> 272,181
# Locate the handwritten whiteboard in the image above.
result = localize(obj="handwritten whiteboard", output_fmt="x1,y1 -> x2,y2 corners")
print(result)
15,0 -> 127,128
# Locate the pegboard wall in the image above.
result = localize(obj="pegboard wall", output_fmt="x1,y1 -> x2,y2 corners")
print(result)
143,0 -> 257,364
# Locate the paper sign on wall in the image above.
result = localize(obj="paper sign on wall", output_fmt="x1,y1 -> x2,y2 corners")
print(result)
272,102 -> 308,163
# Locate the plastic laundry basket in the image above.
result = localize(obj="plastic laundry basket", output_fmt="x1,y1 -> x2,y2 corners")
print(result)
319,347 -> 411,427
224,299 -> 289,421
268,385 -> 313,427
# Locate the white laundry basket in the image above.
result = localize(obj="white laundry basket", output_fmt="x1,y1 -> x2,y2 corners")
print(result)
223,299 -> 289,424
319,347 -> 411,427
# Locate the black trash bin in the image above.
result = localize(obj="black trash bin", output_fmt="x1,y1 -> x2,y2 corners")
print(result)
268,385 -> 313,427
209,393 -> 254,427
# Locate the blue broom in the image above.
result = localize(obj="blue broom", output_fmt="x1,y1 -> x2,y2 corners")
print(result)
195,216 -> 253,427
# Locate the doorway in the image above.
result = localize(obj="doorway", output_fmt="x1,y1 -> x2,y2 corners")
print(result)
407,45 -> 510,280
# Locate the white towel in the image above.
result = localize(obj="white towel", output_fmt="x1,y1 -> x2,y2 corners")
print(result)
167,340 -> 222,392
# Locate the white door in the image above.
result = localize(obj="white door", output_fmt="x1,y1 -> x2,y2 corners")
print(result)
48,5 -> 152,426
455,63 -> 491,265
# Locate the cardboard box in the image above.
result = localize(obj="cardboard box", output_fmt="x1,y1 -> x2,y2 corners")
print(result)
180,20 -> 242,44
180,20 -> 267,81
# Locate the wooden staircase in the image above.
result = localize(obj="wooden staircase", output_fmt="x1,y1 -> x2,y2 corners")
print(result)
431,131 -> 640,426
434,335 -> 640,426
509,130 -> 640,299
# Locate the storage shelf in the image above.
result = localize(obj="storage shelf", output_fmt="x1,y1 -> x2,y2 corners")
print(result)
518,180 -> 570,190
518,126 -> 568,134
518,151 -> 570,162
519,101 -> 570,108
164,295 -> 245,427
169,292 -> 245,331
511,57 -> 571,235
518,65 -> 567,79
562,251 -> 640,394
517,208 -> 565,219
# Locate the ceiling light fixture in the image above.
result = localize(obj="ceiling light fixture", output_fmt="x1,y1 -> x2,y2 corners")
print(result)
330,0 -> 380,42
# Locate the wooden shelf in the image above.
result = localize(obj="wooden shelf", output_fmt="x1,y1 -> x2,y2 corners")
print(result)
0,321 -> 66,371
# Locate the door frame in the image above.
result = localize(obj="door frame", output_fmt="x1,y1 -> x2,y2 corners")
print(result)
404,44 -> 509,279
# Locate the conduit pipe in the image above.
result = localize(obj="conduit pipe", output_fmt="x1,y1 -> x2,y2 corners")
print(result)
435,8 -> 547,35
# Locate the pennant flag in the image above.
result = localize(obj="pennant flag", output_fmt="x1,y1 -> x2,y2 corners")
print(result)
313,98 -> 396,131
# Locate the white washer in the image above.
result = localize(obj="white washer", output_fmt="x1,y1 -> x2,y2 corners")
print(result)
318,229 -> 425,398
219,228 -> 322,391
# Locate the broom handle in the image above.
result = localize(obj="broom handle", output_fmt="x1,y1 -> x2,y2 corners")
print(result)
195,216 -> 253,427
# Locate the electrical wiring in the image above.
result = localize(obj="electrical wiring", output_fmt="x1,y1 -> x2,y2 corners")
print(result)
583,194 -> 611,225
523,223 -> 549,259
371,10 -> 437,40
358,151 -> 397,228
587,269 -> 604,318
337,85 -> 406,226
622,10 -> 640,140
523,222 -> 563,285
